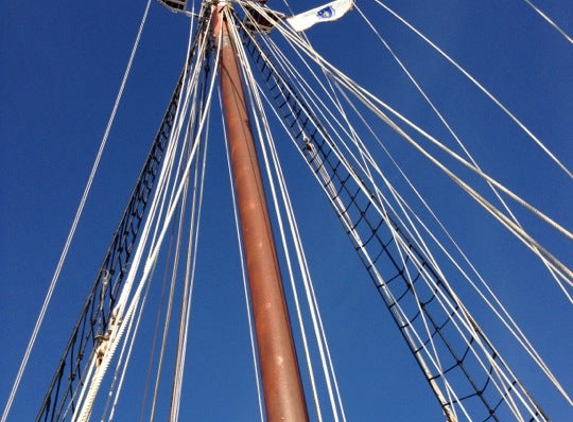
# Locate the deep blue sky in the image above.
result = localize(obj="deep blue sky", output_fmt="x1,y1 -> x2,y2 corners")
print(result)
1,1 -> 572,421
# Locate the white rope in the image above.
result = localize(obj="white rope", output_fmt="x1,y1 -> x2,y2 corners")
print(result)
141,12 -> 205,417
254,79 -> 354,415
227,15 -> 326,420
344,110 -> 567,404
321,62 -> 573,288
148,85 -> 209,418
296,19 -> 571,395
372,0 -> 573,180
251,32 -> 457,291
264,123 -> 353,420
0,2 -> 153,421
355,4 -> 524,231
70,21 -> 222,421
375,218 -> 540,420
275,37 -> 463,413
271,29 -> 571,296
104,259 -> 156,422
337,85 -> 570,399
148,185 -> 188,422
309,136 -> 476,417
252,62 -> 497,417
170,90 -> 210,422
264,124 -> 350,422
304,139 -> 466,414
520,0 -> 573,43
325,70 -> 573,297
263,14 -> 572,406
244,13 -> 564,416
142,25 -> 221,422
273,19 -> 573,246
243,66 -> 353,422
169,27 -> 213,416
169,11 -> 203,417
17,2 -> 567,420
265,21 -> 572,292
231,12 -> 351,419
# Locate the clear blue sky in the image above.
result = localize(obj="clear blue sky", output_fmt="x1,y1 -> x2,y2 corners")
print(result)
1,1 -> 572,421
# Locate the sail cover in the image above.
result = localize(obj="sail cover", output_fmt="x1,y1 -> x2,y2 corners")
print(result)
158,0 -> 187,12
287,0 -> 354,32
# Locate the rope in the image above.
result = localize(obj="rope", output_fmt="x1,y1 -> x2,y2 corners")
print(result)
373,0 -> 573,180
314,56 -> 573,288
70,15 -> 222,420
265,118 -> 350,422
138,10 -> 203,422
274,18 -> 573,244
138,234 -> 173,422
170,26 -> 214,418
332,79 -> 570,322
351,79 -> 572,288
291,15 -> 571,395
105,257 -> 157,422
248,30 -> 466,416
170,71 -> 211,422
0,2 -> 153,421
271,19 -> 571,288
239,22 -> 558,418
232,11 -> 350,419
520,0 -> 573,43
355,4 -> 524,231
259,16 -> 573,291
147,188 -> 186,422
228,14 -> 327,420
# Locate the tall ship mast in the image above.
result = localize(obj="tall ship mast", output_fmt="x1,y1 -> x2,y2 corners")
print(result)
2,1 -> 572,421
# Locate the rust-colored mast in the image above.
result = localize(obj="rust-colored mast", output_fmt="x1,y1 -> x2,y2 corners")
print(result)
212,5 -> 309,422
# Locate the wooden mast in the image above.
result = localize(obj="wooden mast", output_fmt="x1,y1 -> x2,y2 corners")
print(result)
212,5 -> 310,422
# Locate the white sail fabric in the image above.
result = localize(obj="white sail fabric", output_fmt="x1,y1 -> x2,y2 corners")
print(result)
287,0 -> 354,32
